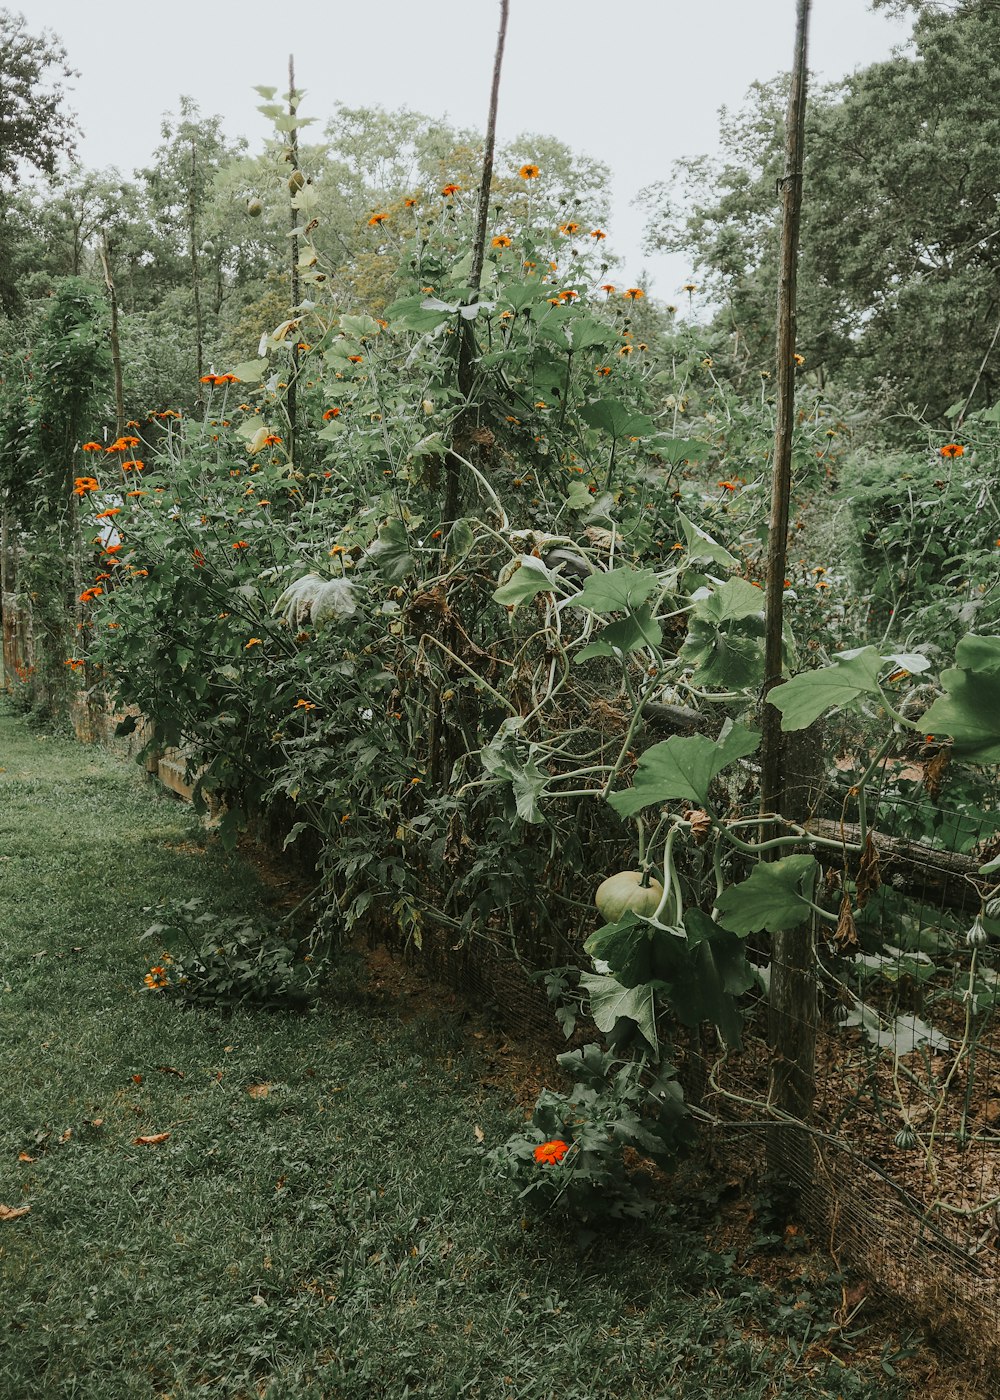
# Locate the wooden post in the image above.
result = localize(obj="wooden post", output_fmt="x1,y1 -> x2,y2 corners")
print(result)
760,0 -> 816,1202
286,54 -> 300,467
444,0 -> 509,524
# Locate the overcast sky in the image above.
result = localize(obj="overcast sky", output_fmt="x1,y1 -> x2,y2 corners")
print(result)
25,0 -> 913,297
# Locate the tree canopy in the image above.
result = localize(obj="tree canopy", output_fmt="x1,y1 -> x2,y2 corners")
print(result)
0,9 -> 78,186
640,0 -> 1000,425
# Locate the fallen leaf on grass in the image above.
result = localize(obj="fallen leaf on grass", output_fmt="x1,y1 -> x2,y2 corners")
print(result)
17,1154 -> 34,1163
156,1066 -> 185,1079
131,1074 -> 143,1085
473,1125 -> 485,1143
247,1083 -> 270,1099
0,1205 -> 30,1221
59,1128 -> 72,1144
133,1133 -> 171,1146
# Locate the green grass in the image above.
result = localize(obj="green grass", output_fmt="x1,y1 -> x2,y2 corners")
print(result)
0,705 -> 923,1399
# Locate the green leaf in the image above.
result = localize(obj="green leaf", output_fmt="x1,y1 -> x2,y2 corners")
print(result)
654,437 -> 709,464
680,615 -> 765,689
677,909 -> 755,1049
493,555 -> 561,606
575,565 -> 658,615
445,518 -> 475,563
384,293 -> 453,333
584,912 -> 683,988
954,633 -> 1000,675
578,971 -> 657,1052
230,360 -> 265,384
921,664 -> 1000,760
575,605 -> 661,662
767,648 -> 884,730
580,399 -> 654,439
715,854 -> 818,935
480,740 -> 549,824
692,577 -> 766,624
675,509 -> 738,568
368,518 -> 413,582
609,724 -> 760,814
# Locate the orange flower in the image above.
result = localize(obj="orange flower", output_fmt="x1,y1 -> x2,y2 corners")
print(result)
717,480 -> 738,492
94,508 -> 121,519
533,1139 -> 570,1165
491,234 -> 512,249
940,443 -> 964,458
73,476 -> 99,496
103,544 -> 123,555
323,407 -> 341,420
231,540 -> 249,550
368,212 -> 389,226
347,355 -> 363,364
623,287 -> 645,300
558,222 -> 579,235
262,434 -> 283,447
519,163 -> 540,180
440,183 -> 461,196
64,658 -> 84,671
245,638 -> 262,648
682,282 -> 697,293
121,460 -> 144,472
590,229 -> 606,240
404,196 -> 417,207
558,289 -> 578,301
82,440 -> 103,452
618,344 -> 634,356
600,284 -> 616,293
192,549 -> 205,568
216,373 -> 241,384
294,698 -> 316,710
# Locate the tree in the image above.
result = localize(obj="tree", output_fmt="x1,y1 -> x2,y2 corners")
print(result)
640,2 -> 1000,426
0,9 -> 78,186
0,10 -> 79,312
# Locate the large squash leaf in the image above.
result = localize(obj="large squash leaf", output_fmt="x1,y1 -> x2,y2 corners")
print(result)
921,635 -> 1000,760
609,723 -> 760,815
715,854 -> 818,934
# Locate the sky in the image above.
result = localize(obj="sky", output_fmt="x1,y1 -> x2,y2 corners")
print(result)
24,0 -> 915,298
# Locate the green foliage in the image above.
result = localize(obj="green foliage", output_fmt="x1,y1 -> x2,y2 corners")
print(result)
715,855 -> 819,936
486,1045 -> 692,1223
642,5 -> 1000,423
141,897 -> 313,1008
609,725 -> 760,814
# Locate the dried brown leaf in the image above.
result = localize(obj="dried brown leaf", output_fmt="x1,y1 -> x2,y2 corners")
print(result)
0,1204 -> 31,1221
133,1132 -> 171,1146
855,833 -> 881,909
834,892 -> 859,952
247,1083 -> 270,1099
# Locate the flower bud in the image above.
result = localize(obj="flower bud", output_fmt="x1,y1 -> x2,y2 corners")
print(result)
966,915 -> 989,950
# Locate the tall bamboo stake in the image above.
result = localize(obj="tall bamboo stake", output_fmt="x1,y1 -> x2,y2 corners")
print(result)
444,0 -> 509,523
762,0 -> 816,1204
287,54 -> 300,465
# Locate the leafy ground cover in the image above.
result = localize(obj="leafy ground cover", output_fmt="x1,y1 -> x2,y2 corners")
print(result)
0,703 -> 984,1400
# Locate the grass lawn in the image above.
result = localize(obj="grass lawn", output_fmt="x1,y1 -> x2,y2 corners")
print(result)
0,704 -> 978,1399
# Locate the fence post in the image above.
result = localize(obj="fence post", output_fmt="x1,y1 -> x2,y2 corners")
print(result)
766,724 -> 822,1199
